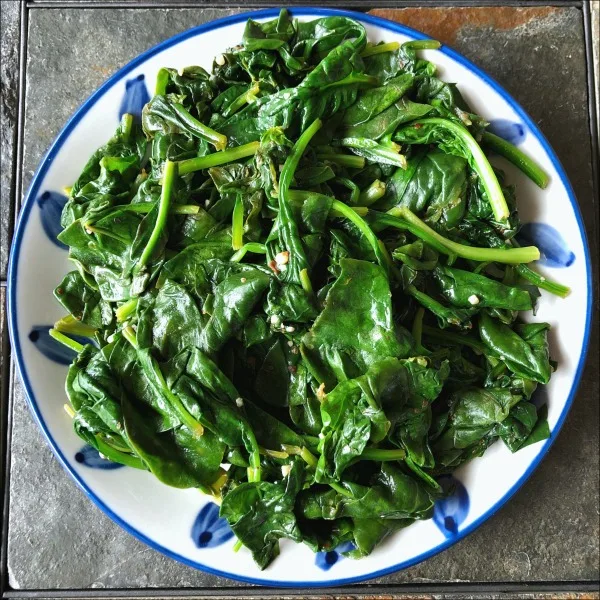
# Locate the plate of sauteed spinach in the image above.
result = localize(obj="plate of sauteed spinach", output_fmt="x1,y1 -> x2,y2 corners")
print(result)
8,8 -> 592,586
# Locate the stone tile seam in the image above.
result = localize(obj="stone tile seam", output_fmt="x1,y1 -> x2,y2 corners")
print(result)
1,1 -> 28,595
1,1 -> 28,272
15,1 -> 29,213
22,1 -> 588,9
2,580 -> 600,597
582,0 -> 600,263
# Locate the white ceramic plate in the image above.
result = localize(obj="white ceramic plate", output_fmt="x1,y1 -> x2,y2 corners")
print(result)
8,8 -> 592,587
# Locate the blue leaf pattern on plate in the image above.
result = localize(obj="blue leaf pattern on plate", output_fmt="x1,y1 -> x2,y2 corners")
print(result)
433,476 -> 469,537
191,502 -> 234,548
315,541 -> 355,570
119,74 -> 150,120
517,223 -> 575,268
75,444 -> 124,469
37,191 -> 68,249
29,326 -> 88,365
488,119 -> 526,145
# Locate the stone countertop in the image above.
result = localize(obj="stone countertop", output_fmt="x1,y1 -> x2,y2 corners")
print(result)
1,2 -> 599,593
0,0 -> 20,280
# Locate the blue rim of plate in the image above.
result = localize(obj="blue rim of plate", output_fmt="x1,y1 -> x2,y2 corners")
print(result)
7,7 -> 593,588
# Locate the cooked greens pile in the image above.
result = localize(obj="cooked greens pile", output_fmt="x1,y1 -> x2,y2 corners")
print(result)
52,10 -> 565,569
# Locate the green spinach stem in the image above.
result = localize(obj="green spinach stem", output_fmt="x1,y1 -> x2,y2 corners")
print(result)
421,325 -> 487,353
282,120 -> 323,189
120,113 -> 133,141
516,263 -> 570,297
48,328 -> 85,353
222,82 -> 260,118
230,242 -> 267,263
84,224 -> 130,245
329,204 -> 368,217
407,285 -> 468,327
299,268 -> 313,294
154,68 -> 169,96
300,446 -> 318,467
278,119 -> 323,291
482,132 -> 549,189
358,179 -> 386,206
259,447 -> 289,460
281,444 -> 318,467
331,200 -> 391,274
232,195 -> 244,250
116,298 -> 139,322
360,447 -> 406,461
94,436 -> 146,469
171,102 -> 227,150
177,141 -> 259,174
329,482 -> 354,498
379,207 -> 540,264
316,153 -> 365,169
110,203 -> 200,216
403,40 -> 442,50
322,73 -> 379,91
288,189 -> 368,216
136,159 -> 176,272
121,325 -> 138,348
53,315 -> 97,338
334,176 -> 360,204
360,41 -> 400,57
339,138 -> 407,168
209,469 -> 228,496
411,307 -> 428,354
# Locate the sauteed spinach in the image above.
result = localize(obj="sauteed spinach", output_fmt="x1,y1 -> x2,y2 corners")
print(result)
52,10 -> 563,569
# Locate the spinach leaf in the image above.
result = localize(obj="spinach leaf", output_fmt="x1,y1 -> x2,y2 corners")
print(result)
220,459 -> 305,569
495,400 -> 540,452
347,518 -> 412,558
54,271 -> 111,328
122,392 -> 225,489
299,463 -> 434,520
288,363 -> 323,435
302,259 -> 412,388
378,151 -> 468,229
136,280 -> 203,360
392,239 -> 438,271
479,313 -> 552,383
68,114 -> 146,203
432,386 -> 522,469
199,263 -> 271,354
294,15 -> 366,63
143,95 -> 227,150
316,365 -> 389,482
432,265 -> 534,311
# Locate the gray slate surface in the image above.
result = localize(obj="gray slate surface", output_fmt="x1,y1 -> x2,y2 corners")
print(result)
1,0 -> 19,279
5,4 -> 599,591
